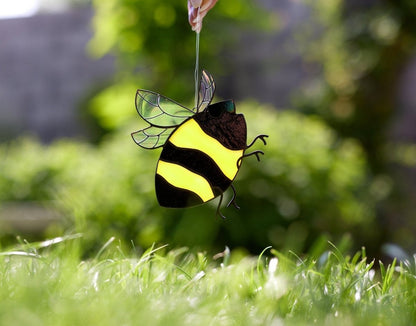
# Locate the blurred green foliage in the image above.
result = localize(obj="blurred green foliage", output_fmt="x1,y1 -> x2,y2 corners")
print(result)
294,0 -> 416,251
88,0 -> 272,99
85,0 -> 276,137
4,0 -> 412,255
0,103 -> 381,254
298,0 -> 416,172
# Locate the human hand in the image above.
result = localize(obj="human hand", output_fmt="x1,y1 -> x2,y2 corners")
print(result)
188,0 -> 218,33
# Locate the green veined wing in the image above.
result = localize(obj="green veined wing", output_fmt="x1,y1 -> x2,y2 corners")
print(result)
131,125 -> 175,149
197,69 -> 216,112
133,70 -> 215,149
136,89 -> 194,128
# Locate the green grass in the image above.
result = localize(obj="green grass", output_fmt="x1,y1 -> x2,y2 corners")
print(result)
1,236 -> 415,326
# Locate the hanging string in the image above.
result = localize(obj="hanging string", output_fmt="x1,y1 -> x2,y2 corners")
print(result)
194,33 -> 200,110
194,7 -> 201,111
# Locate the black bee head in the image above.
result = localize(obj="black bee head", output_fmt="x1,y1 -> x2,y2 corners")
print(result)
207,100 -> 235,117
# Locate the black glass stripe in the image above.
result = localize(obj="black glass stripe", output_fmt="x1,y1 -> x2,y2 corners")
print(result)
193,111 -> 247,150
155,174 -> 203,208
160,141 -> 232,193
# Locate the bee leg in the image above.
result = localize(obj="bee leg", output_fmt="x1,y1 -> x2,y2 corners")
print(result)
216,193 -> 227,219
246,134 -> 269,149
226,184 -> 240,210
238,150 -> 265,166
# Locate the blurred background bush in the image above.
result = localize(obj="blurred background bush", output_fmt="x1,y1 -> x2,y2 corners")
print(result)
0,106 -> 380,254
0,0 -> 415,257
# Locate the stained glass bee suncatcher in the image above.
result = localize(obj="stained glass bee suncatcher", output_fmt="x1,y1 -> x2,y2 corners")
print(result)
131,70 -> 268,218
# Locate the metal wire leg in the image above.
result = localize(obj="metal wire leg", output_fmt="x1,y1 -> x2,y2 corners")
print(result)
227,184 -> 240,210
237,150 -> 265,167
216,193 -> 226,219
246,134 -> 268,149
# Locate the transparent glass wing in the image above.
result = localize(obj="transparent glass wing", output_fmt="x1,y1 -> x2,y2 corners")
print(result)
197,69 -> 216,112
131,125 -> 175,149
136,90 -> 194,128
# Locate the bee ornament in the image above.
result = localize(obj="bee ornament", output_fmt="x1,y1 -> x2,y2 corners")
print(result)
131,70 -> 268,218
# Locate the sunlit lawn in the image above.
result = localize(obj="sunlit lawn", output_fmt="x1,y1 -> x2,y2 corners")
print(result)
0,235 -> 415,326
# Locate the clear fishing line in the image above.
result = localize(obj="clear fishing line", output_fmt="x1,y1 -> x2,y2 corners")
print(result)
194,7 -> 201,110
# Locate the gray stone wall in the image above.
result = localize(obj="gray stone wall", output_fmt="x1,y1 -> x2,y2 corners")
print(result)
0,8 -> 114,141
219,0 -> 315,108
